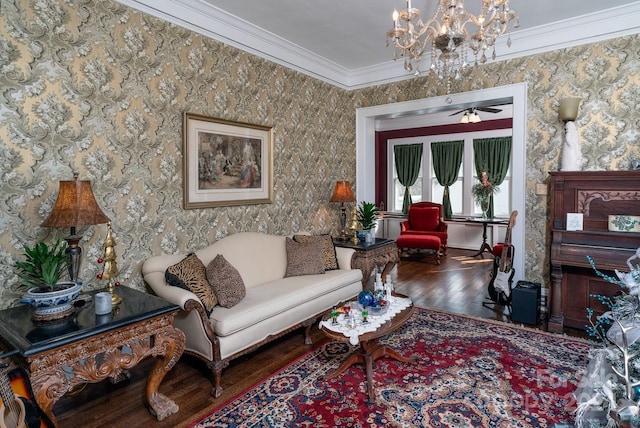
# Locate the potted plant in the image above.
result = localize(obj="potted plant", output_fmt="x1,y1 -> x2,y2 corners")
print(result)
356,201 -> 379,243
15,240 -> 82,319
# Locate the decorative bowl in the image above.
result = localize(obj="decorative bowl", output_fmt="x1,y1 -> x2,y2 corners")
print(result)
354,299 -> 389,316
21,281 -> 82,318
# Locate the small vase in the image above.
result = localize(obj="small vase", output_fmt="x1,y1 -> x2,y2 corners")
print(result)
480,197 -> 490,219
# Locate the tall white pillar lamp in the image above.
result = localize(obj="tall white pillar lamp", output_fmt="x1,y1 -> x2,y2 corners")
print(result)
559,97 -> 582,171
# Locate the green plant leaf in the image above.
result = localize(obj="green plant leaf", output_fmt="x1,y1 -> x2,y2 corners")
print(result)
356,201 -> 379,230
14,239 -> 71,291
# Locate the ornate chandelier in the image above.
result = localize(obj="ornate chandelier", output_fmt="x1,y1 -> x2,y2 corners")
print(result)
386,0 -> 519,92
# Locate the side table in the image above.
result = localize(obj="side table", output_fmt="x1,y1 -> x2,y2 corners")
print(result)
334,238 -> 398,289
0,286 -> 185,427
448,217 -> 508,257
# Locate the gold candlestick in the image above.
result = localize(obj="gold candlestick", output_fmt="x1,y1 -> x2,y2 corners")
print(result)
348,207 -> 361,244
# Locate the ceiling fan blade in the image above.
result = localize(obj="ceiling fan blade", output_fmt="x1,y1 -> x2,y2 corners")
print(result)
478,107 -> 502,113
449,109 -> 469,116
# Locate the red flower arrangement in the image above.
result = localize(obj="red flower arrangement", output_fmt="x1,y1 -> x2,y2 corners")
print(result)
471,171 -> 499,204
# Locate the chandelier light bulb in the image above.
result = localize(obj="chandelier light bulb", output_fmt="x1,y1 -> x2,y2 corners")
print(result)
386,0 -> 518,94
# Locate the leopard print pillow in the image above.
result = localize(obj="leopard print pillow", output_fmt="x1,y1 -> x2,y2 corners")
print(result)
284,237 -> 325,277
165,254 -> 217,313
206,254 -> 246,308
293,234 -> 339,270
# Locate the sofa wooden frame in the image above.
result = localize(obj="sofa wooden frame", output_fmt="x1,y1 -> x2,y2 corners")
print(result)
182,298 -> 321,397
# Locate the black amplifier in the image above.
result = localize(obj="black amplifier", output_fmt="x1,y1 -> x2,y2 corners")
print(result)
511,281 -> 541,325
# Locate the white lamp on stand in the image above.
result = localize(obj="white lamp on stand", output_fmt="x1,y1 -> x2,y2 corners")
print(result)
559,97 -> 582,171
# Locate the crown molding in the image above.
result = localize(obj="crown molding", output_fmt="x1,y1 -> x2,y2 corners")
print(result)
115,0 -> 353,88
117,0 -> 640,90
490,2 -> 640,62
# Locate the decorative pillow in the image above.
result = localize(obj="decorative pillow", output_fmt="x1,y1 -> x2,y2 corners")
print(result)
293,234 -> 339,271
284,237 -> 325,278
411,207 -> 440,231
206,254 -> 246,308
165,254 -> 217,313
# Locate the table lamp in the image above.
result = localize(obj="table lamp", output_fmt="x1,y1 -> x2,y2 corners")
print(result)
329,181 -> 355,240
41,173 -> 110,283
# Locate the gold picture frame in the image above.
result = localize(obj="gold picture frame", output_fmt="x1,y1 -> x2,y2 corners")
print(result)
183,113 -> 273,209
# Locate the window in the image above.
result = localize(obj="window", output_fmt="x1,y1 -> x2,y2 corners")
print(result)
431,160 -> 463,214
393,159 -> 423,210
388,130 -> 512,217
388,137 -> 425,212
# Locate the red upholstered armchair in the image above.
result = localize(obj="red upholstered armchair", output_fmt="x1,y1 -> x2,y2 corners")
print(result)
400,202 -> 448,255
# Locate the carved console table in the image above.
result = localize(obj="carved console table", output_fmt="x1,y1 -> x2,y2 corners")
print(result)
0,286 -> 185,426
548,170 -> 640,333
334,238 -> 399,289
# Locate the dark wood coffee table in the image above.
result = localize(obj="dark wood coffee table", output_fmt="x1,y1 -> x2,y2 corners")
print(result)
320,294 -> 415,403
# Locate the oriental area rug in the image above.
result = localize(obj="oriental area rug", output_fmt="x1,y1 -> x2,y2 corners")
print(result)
190,308 -> 593,427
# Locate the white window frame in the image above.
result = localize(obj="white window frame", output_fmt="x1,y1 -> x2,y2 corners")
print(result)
387,129 -> 512,217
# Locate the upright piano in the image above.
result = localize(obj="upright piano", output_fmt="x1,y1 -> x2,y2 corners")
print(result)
548,170 -> 640,333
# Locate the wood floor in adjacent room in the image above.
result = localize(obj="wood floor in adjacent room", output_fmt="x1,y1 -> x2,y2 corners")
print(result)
54,248 -> 539,427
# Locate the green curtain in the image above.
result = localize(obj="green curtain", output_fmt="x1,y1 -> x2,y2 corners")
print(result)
473,137 -> 512,218
431,140 -> 464,219
394,143 -> 423,214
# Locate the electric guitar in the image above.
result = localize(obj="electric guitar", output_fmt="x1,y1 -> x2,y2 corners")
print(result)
488,210 -> 517,305
0,363 -> 53,428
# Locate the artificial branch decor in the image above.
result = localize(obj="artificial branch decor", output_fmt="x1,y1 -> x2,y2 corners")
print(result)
575,248 -> 640,427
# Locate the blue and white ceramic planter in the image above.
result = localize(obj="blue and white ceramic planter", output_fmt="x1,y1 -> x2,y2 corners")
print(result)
21,281 -> 82,317
356,229 -> 375,244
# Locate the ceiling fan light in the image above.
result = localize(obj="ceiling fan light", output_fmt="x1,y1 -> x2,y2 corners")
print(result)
470,112 -> 481,123
460,113 -> 469,123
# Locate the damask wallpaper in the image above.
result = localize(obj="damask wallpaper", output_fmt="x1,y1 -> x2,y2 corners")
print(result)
0,0 -> 638,309
355,35 -> 640,290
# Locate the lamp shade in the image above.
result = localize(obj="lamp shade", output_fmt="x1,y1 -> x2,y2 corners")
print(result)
559,97 -> 581,122
329,181 -> 355,203
41,176 -> 109,229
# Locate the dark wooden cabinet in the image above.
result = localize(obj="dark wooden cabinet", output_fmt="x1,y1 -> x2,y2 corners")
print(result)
548,170 -> 640,333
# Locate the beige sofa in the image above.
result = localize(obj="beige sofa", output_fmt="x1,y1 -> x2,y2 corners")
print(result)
142,232 -> 362,397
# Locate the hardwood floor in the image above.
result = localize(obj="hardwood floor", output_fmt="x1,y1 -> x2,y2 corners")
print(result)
54,248 -> 541,427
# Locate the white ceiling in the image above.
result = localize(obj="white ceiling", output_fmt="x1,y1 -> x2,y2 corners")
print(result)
120,0 -> 640,89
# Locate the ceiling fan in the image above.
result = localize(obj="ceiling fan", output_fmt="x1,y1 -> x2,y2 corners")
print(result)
450,106 -> 502,123
449,106 -> 503,116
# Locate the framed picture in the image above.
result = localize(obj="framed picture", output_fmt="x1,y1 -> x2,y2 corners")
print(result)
183,113 -> 273,209
566,213 -> 583,231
